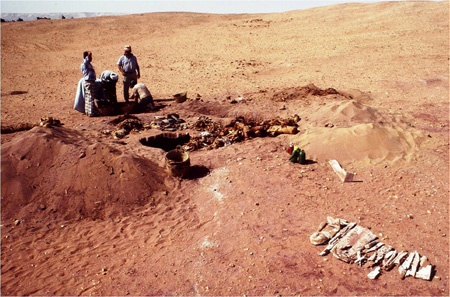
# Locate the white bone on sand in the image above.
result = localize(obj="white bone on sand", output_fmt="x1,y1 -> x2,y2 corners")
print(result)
329,160 -> 354,182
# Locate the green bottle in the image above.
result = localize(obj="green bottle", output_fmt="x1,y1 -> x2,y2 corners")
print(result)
298,149 -> 306,164
289,148 -> 299,163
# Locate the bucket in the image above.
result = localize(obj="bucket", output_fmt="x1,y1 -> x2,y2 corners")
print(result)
165,149 -> 190,177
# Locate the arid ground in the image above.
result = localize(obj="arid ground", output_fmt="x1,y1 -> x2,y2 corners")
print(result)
1,1 -> 449,295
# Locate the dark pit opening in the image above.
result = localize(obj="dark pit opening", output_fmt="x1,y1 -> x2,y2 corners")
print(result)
140,132 -> 190,152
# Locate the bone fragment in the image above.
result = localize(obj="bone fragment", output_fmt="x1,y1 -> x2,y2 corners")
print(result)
405,251 -> 420,277
364,238 -> 379,250
399,252 -> 415,279
316,221 -> 327,232
372,245 -> 393,267
415,265 -> 433,281
319,222 -> 356,256
367,242 -> 384,253
382,250 -> 398,271
329,160 -> 355,182
355,250 -> 367,267
310,232 -> 330,245
312,217 -> 345,246
394,251 -> 408,265
419,255 -> 429,267
367,252 -> 377,262
367,267 -> 381,280
401,252 -> 415,269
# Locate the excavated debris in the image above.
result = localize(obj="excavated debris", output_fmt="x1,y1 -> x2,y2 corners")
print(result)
183,115 -> 300,151
1,116 -> 62,134
310,217 -> 435,281
104,114 -> 300,150
150,114 -> 187,131
104,114 -> 148,139
271,83 -> 340,102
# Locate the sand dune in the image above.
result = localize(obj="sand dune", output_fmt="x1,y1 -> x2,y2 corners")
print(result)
1,1 -> 449,296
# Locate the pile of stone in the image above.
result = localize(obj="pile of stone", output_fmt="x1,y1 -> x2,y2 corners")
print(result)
310,217 -> 434,281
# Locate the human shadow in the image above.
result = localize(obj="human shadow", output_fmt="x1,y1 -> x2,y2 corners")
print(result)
183,165 -> 210,180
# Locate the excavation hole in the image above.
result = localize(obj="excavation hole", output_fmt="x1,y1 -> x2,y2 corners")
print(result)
140,132 -> 190,152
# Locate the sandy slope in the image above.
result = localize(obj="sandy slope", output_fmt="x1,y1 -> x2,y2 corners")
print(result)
1,1 -> 449,296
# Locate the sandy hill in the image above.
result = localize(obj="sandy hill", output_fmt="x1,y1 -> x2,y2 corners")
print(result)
1,1 -> 449,296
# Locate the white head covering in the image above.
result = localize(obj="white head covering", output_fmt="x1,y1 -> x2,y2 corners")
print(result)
100,70 -> 119,82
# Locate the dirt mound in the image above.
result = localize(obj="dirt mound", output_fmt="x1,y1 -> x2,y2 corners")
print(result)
270,84 -> 341,102
290,99 -> 426,165
1,126 -> 174,225
294,123 -> 425,165
306,100 -> 390,128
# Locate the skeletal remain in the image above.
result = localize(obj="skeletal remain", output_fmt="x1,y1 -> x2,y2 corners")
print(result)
364,238 -> 379,250
316,221 -> 327,232
366,242 -> 384,253
310,232 -> 330,245
311,219 -> 435,282
367,267 -> 381,280
319,222 -> 356,256
405,251 -> 420,277
355,250 -> 367,267
419,255 -> 429,267
394,251 -> 408,265
310,217 -> 345,245
399,252 -> 415,279
415,265 -> 433,281
382,250 -> 398,271
371,245 -> 393,267
331,225 -> 377,263
367,252 -> 377,262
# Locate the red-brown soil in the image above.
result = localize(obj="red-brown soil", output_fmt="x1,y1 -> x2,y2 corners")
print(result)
1,1 -> 449,296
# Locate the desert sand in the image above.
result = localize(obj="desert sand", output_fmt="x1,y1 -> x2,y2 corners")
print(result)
1,1 -> 449,295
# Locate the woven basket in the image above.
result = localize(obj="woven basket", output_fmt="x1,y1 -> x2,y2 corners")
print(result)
165,149 -> 190,177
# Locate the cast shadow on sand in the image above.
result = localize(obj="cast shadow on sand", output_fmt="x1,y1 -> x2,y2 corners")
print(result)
183,165 -> 210,180
302,159 -> 317,165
